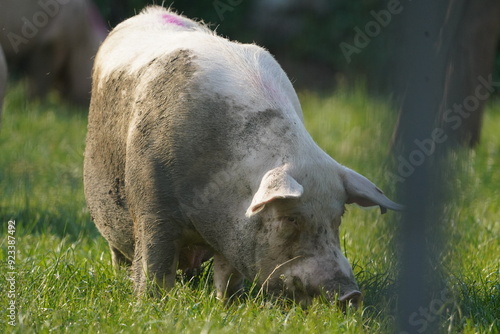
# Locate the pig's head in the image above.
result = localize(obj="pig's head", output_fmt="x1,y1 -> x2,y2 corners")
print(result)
245,162 -> 402,307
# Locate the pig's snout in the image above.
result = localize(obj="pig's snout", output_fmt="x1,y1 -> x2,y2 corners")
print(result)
279,274 -> 362,308
276,256 -> 362,308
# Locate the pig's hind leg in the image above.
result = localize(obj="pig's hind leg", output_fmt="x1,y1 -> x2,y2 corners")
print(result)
131,213 -> 181,297
124,152 -> 183,296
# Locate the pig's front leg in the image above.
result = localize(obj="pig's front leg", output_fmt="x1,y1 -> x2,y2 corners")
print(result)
213,253 -> 244,300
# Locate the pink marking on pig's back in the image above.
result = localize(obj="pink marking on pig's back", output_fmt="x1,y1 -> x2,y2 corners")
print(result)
161,13 -> 187,27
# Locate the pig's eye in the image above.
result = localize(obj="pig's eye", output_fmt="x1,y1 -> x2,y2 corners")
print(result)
276,216 -> 302,239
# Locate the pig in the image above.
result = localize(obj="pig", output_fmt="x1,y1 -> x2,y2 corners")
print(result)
0,0 -> 107,105
0,45 -> 6,119
84,6 -> 402,307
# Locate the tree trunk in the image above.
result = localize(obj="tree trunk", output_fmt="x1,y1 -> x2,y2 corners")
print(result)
441,0 -> 500,146
392,0 -> 500,148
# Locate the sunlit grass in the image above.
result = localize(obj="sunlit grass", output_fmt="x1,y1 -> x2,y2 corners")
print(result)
0,84 -> 498,333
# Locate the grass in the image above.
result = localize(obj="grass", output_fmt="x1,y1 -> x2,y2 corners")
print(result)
0,83 -> 498,333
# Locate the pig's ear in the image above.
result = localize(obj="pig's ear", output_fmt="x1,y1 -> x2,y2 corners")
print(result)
342,167 -> 403,214
246,168 -> 303,217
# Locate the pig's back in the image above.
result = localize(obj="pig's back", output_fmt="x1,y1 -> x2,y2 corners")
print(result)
93,6 -> 302,120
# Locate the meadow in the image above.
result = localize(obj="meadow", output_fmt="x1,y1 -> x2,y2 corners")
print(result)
0,84 -> 498,333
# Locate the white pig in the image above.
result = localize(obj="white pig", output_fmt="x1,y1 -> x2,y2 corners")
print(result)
84,6 -> 402,307
0,0 -> 106,105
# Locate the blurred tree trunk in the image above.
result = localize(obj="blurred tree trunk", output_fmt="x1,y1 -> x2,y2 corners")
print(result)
442,0 -> 500,146
392,0 -> 500,148
391,1 -> 452,331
